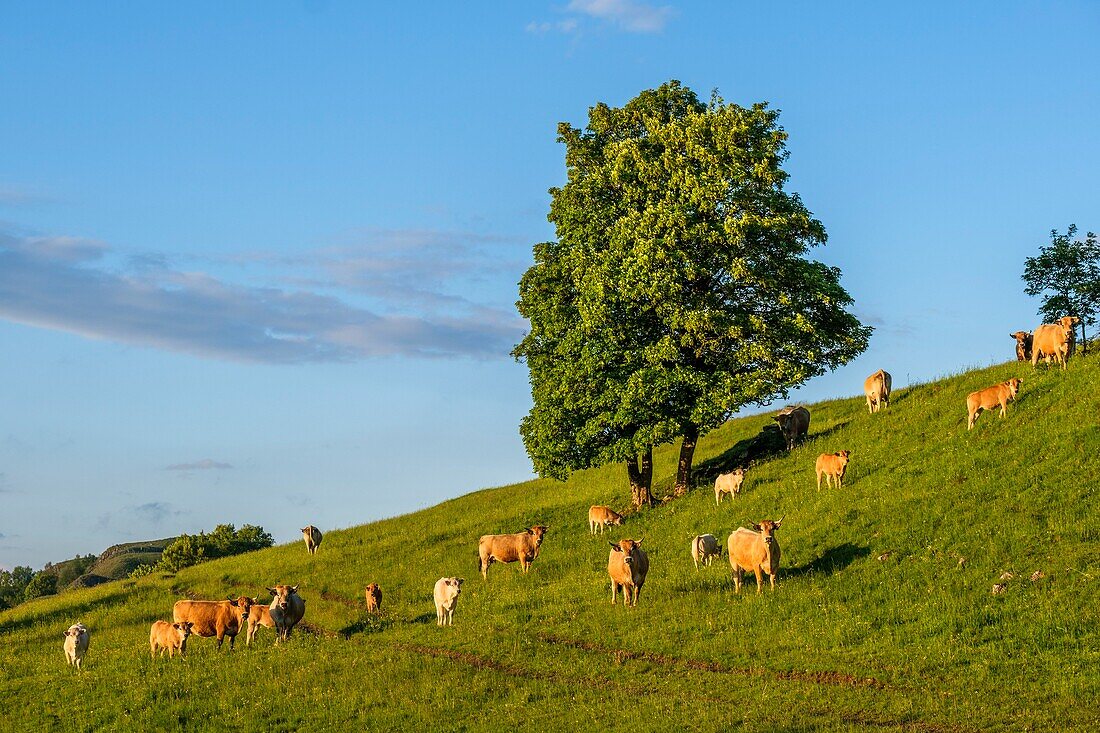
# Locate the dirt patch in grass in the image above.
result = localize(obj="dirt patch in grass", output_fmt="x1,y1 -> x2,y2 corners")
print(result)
538,632 -> 890,690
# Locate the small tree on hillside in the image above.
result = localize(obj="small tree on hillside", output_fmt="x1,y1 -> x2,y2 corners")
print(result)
514,81 -> 870,507
1022,225 -> 1100,352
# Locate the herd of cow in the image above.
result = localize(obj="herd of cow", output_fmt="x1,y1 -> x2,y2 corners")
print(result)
58,315 -> 1082,666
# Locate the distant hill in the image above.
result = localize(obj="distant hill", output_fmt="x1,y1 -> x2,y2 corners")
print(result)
70,538 -> 176,588
3,356 -> 1099,731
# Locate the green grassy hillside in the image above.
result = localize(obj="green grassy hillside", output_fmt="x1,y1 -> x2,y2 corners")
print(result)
2,357 -> 1099,732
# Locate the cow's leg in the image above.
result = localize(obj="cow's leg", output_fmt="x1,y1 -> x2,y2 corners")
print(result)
770,572 -> 777,591
610,580 -> 617,605
754,567 -> 764,594
732,567 -> 742,594
816,471 -> 822,491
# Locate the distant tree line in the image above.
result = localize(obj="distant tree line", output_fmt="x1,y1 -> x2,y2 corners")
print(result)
0,524 -> 273,609
130,523 -> 274,578
0,554 -> 96,609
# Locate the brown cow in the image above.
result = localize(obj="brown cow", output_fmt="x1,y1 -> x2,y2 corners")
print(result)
477,525 -> 548,579
714,468 -> 746,504
301,525 -> 322,555
245,603 -> 275,645
1010,331 -> 1033,362
1032,317 -> 1080,370
588,506 -> 624,535
728,519 -> 783,594
365,583 -> 382,614
773,406 -> 810,450
815,450 -> 851,490
863,370 -> 892,414
607,538 -> 649,606
966,378 -> 1022,430
150,620 -> 192,658
172,596 -> 253,650
267,585 -> 306,642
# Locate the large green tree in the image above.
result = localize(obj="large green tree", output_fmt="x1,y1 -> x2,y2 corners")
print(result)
1022,224 -> 1100,352
514,81 -> 870,507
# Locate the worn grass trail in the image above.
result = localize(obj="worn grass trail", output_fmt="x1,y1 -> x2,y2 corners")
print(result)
3,356 -> 1100,731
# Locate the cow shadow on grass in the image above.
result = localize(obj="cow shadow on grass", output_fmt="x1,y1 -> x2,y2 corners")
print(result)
692,426 -> 788,489
408,611 -> 438,625
782,543 -> 870,579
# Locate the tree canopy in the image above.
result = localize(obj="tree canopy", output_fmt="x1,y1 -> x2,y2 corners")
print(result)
1022,224 -> 1100,350
514,81 -> 870,505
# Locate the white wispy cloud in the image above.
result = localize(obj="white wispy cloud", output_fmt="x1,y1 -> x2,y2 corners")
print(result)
567,0 -> 674,33
165,459 -> 234,471
0,226 -> 526,363
526,19 -> 580,34
96,501 -> 186,532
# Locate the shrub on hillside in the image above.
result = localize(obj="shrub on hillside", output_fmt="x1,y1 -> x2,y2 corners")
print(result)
156,524 -> 275,573
22,572 -> 57,602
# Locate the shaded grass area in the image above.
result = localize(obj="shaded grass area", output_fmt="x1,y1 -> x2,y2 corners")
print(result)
3,357 -> 1100,731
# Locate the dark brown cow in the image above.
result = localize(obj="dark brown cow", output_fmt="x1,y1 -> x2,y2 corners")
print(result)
1010,331 -> 1033,362
773,406 -> 810,450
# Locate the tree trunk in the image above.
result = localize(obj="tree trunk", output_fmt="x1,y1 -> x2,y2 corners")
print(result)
673,424 -> 699,497
1081,321 -> 1088,354
626,447 -> 655,508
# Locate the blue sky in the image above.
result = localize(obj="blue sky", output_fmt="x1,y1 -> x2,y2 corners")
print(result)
2,1 -> 1097,568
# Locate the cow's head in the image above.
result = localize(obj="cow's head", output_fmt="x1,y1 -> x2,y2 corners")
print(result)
229,595 -> 254,620
267,585 -> 300,611
611,514 -> 624,526
1010,331 -> 1031,344
1006,378 -> 1022,396
173,621 -> 193,640
836,450 -> 851,466
526,525 -> 549,544
63,625 -> 86,638
773,413 -> 789,430
751,519 -> 782,546
610,538 -> 644,565
365,583 -> 379,594
1059,316 -> 1081,332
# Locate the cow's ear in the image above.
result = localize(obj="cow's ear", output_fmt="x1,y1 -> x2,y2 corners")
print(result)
267,587 -> 277,595
752,523 -> 762,532
524,527 -> 533,534
228,598 -> 238,606
609,542 -> 622,551
773,519 -> 783,529
185,622 -> 194,629
456,578 -> 464,585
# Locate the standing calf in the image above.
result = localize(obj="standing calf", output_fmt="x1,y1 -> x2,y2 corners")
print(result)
815,450 -> 851,490
714,469 -> 745,504
691,534 -> 721,569
607,538 -> 649,607
728,519 -> 783,594
150,621 -> 192,658
588,506 -> 624,534
364,583 -> 382,614
966,378 -> 1022,430
433,577 -> 463,626
62,624 -> 89,669
267,585 -> 306,642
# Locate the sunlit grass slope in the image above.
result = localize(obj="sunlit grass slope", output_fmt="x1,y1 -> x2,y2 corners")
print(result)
3,356 -> 1099,732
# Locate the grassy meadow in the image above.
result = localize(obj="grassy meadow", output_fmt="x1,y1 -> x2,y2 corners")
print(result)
2,356 -> 1099,731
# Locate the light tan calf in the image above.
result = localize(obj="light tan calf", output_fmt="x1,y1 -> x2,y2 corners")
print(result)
433,577 -> 463,626
588,506 -> 624,534
245,603 -> 275,645
691,534 -> 721,569
966,378 -> 1022,430
365,583 -> 382,613
728,520 -> 783,594
863,370 -> 892,414
815,450 -> 851,490
301,525 -> 322,555
478,526 -> 548,579
714,469 -> 745,504
150,620 -> 192,658
63,624 -> 89,669
608,538 -> 649,607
